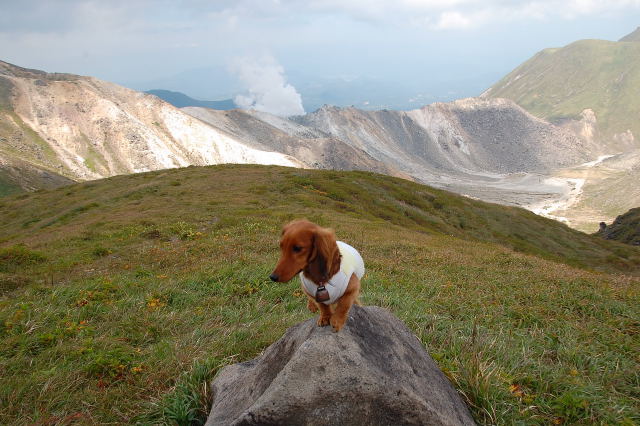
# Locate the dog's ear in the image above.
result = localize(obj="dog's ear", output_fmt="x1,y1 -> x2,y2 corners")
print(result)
281,220 -> 295,236
308,227 -> 340,282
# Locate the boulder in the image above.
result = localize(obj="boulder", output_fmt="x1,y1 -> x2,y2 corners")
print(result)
205,305 -> 476,426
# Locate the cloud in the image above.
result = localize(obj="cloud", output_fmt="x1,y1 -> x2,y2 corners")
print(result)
433,11 -> 473,29
231,54 -> 305,117
3,0 -> 638,36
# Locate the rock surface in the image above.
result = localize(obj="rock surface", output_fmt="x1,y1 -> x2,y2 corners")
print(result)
205,305 -> 476,426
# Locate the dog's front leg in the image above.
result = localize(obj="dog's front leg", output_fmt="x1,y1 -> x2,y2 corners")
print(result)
306,295 -> 318,313
330,275 -> 360,332
317,302 -> 332,326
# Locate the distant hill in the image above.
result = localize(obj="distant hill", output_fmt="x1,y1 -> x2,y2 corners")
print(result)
145,89 -> 235,110
597,207 -> 640,245
619,27 -> 640,42
483,29 -> 640,150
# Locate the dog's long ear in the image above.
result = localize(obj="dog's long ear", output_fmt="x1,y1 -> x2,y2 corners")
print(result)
307,227 -> 340,283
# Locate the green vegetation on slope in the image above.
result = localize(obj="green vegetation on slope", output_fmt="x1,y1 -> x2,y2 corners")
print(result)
0,165 -> 638,424
485,38 -> 640,144
597,207 -> 640,246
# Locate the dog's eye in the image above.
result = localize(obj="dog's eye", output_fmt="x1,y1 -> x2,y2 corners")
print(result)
292,245 -> 302,253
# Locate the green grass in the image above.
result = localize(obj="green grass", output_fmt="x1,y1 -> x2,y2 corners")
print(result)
0,171 -> 23,198
0,165 -> 638,424
486,39 -> 640,146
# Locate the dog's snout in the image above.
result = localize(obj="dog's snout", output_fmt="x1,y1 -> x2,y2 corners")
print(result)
269,273 -> 279,282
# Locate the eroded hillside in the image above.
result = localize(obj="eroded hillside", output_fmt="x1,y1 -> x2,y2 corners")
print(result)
0,61 -> 303,182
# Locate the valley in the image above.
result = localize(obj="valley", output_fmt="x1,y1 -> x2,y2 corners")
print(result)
1,27 -> 639,232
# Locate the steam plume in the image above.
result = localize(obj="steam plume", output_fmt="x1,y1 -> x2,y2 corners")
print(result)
232,54 -> 305,117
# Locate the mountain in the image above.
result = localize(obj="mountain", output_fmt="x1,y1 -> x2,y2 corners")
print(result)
481,28 -> 640,231
482,31 -> 640,150
1,59 -> 628,231
145,89 -> 235,110
182,107 -> 407,178
0,60 -> 304,182
292,99 -> 601,210
597,206 -> 640,245
619,26 -> 640,42
1,165 -> 638,424
0,60 -> 409,188
182,98 -> 602,213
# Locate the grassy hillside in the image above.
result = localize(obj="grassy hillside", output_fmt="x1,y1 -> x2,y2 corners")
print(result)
597,207 -> 640,246
0,165 -> 638,424
484,38 -> 640,145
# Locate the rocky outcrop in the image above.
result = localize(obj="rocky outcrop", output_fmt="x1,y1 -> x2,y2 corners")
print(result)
205,306 -> 475,426
596,207 -> 640,245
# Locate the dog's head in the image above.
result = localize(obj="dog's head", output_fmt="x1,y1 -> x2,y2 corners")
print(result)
269,219 -> 341,284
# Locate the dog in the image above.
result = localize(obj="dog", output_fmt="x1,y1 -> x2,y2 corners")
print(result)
269,219 -> 365,332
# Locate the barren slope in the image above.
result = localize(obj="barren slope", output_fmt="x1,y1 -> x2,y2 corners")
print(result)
182,107 -> 409,178
0,61 -> 302,182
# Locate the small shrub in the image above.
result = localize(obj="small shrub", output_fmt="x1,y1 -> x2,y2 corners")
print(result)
168,222 -> 201,240
551,390 -> 591,423
84,348 -> 135,379
0,245 -> 46,272
91,246 -> 112,257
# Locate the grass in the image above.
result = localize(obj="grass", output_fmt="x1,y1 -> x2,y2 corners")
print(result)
0,164 -> 638,424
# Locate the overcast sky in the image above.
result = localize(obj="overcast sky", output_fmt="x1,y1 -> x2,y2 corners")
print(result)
1,0 -> 639,112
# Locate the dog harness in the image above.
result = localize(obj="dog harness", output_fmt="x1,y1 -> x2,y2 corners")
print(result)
300,241 -> 365,305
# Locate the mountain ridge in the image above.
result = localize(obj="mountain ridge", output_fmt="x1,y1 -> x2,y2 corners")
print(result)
1,58 -> 634,231
145,89 -> 235,110
482,37 -> 640,149
619,26 -> 640,42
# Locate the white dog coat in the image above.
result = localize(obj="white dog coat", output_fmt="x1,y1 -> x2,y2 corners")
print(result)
300,241 -> 365,305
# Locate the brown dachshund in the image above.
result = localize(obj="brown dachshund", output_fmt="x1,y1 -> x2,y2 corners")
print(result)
270,219 -> 365,332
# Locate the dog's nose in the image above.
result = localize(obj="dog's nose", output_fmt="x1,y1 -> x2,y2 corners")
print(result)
269,273 -> 279,282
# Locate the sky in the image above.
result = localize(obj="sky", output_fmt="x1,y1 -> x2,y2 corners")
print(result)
1,0 -> 639,114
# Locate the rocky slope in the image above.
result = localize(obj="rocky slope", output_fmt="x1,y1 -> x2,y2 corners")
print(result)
291,99 -> 599,208
182,98 -> 599,210
0,60 -> 304,182
297,98 -> 593,175
182,107 -> 408,179
619,26 -> 640,42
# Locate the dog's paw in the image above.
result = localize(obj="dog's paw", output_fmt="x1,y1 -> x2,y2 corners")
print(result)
330,316 -> 345,332
307,299 -> 318,313
317,315 -> 330,327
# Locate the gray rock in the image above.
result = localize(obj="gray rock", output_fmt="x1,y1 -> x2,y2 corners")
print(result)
205,305 -> 476,426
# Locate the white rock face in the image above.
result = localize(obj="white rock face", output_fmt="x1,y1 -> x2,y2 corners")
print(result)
3,65 -> 301,181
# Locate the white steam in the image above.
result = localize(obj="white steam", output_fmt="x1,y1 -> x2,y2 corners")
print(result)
232,54 -> 305,117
